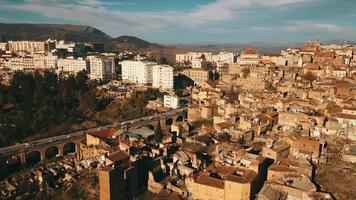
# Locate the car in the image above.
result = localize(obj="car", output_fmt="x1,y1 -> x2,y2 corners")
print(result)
66,135 -> 71,139
49,139 -> 53,143
24,143 -> 30,147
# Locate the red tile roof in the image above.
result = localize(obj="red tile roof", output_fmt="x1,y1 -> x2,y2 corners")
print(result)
89,128 -> 117,139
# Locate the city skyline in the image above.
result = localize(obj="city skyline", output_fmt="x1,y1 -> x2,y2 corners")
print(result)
0,0 -> 356,44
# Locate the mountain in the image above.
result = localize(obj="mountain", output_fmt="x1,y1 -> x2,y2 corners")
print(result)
0,23 -> 110,42
107,35 -> 162,51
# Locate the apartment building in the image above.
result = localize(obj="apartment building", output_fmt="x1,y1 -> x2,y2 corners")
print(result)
88,56 -> 115,81
164,95 -> 179,109
120,60 -> 156,84
7,41 -> 45,53
152,64 -> 174,91
57,58 -> 88,75
182,68 -> 209,86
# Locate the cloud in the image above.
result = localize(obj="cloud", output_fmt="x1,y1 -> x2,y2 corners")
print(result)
0,0 -> 319,38
251,21 -> 344,33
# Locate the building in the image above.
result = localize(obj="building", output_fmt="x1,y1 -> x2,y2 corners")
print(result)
238,49 -> 261,65
182,68 -> 210,85
7,41 -> 45,53
33,54 -> 57,69
152,64 -> 174,91
213,52 -> 235,67
4,56 -> 35,70
120,60 -> 156,84
0,43 -> 7,51
164,95 -> 179,109
57,58 -> 88,75
186,165 -> 263,200
176,52 -> 212,63
88,56 -> 115,81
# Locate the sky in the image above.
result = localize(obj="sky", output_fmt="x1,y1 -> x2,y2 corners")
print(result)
0,0 -> 355,44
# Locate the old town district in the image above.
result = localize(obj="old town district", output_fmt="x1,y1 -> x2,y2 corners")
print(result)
0,40 -> 356,200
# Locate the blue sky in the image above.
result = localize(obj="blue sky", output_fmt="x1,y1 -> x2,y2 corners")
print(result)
0,0 -> 355,44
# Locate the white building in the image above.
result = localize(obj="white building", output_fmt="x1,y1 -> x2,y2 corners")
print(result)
176,52 -> 213,63
7,41 -> 45,53
4,56 -> 35,71
212,52 -> 234,67
192,58 -> 203,68
120,60 -> 156,84
88,56 -> 115,81
152,64 -> 174,91
164,95 -> 179,109
33,54 -> 58,69
0,43 -> 7,51
57,58 -> 87,75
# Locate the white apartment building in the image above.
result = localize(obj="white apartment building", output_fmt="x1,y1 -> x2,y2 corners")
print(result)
164,95 -> 179,109
33,54 -> 58,69
152,64 -> 174,91
212,52 -> 234,67
192,58 -> 203,68
120,60 -> 156,84
0,43 -> 7,51
176,52 -> 213,63
4,56 -> 35,71
57,58 -> 87,75
7,41 -> 45,53
88,56 -> 115,81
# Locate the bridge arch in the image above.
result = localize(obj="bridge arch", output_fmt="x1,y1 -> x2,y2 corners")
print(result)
165,118 -> 174,126
45,146 -> 59,159
63,142 -> 76,155
26,151 -> 41,165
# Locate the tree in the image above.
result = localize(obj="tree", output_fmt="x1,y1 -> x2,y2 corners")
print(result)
304,71 -> 317,83
154,121 -> 163,143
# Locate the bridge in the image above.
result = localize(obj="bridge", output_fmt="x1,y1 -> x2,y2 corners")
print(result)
0,107 -> 187,179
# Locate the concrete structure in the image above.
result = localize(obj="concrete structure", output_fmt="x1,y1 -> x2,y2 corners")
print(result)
182,68 -> 210,86
88,56 -> 115,81
7,41 -> 45,53
164,95 -> 179,109
186,165 -> 263,200
238,49 -> 261,65
57,57 -> 88,75
120,60 -> 156,84
176,52 -> 213,63
152,64 -> 173,91
0,43 -> 7,51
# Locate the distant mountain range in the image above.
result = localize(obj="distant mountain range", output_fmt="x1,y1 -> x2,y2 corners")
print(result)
0,23 -> 164,52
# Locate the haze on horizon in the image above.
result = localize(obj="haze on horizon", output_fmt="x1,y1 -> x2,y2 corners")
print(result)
0,0 -> 355,44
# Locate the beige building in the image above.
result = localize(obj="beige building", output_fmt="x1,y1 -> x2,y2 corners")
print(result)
186,165 -> 262,200
8,41 -> 45,53
182,68 -> 209,85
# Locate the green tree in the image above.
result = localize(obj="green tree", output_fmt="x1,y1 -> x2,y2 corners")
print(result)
154,121 -> 163,143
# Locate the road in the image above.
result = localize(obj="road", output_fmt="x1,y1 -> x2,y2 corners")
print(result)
0,107 -> 187,157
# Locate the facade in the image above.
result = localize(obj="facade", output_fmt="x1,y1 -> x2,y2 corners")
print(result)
57,58 -> 88,75
120,60 -> 156,84
88,56 -> 115,81
238,49 -> 261,65
176,52 -> 213,63
152,64 -> 174,91
33,54 -> 58,69
7,41 -> 45,53
4,56 -> 35,70
0,43 -> 7,51
163,95 -> 179,109
182,68 -> 209,85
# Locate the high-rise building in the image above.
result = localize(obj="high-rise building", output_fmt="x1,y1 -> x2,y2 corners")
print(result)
88,56 -> 115,81
120,60 -> 156,84
152,64 -> 174,91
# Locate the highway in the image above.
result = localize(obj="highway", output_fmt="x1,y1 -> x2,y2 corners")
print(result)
0,107 -> 187,157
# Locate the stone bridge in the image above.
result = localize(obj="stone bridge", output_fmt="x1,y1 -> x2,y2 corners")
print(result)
0,107 -> 187,179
